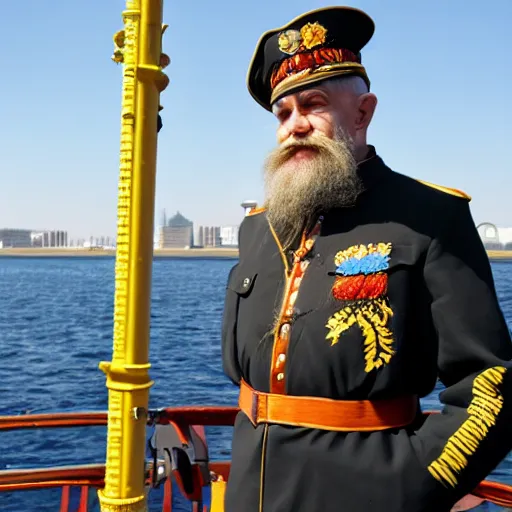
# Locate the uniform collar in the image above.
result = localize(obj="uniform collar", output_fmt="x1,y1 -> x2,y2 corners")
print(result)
317,146 -> 390,232
356,145 -> 390,191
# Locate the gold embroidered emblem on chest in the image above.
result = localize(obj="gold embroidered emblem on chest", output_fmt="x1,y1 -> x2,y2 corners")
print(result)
325,243 -> 395,373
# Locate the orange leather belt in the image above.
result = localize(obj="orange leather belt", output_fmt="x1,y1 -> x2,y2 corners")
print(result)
239,379 -> 418,432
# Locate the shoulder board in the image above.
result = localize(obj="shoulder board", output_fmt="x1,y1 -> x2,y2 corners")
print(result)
247,206 -> 267,216
416,179 -> 471,201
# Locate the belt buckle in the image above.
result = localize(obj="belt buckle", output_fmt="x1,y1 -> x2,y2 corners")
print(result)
250,392 -> 259,426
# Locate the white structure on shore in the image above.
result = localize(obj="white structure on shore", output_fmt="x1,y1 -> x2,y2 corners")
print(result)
477,223 -> 512,250
220,226 -> 239,247
241,200 -> 258,216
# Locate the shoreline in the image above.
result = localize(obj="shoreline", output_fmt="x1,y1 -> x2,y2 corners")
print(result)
0,248 -> 239,259
485,250 -> 512,260
1,248 -> 512,261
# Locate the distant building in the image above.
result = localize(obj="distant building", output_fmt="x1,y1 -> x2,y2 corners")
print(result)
0,229 -> 32,248
197,226 -> 222,247
32,230 -> 68,248
159,211 -> 194,248
220,226 -> 239,247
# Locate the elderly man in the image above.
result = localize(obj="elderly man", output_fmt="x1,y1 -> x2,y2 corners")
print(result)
221,6 -> 512,512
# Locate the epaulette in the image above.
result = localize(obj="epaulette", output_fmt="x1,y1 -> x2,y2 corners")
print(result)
416,179 -> 471,201
247,206 -> 267,216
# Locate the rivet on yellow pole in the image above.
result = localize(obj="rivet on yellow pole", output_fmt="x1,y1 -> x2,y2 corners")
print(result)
98,1 -> 168,511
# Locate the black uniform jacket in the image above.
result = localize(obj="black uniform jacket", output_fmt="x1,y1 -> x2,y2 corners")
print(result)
221,148 -> 512,512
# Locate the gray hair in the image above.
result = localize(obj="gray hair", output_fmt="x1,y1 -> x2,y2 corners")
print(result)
323,75 -> 369,97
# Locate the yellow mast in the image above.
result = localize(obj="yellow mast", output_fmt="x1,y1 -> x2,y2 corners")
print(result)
98,1 -> 169,511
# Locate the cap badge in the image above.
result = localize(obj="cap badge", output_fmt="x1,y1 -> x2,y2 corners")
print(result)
278,22 -> 328,55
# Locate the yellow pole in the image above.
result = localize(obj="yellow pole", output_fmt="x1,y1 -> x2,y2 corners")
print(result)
98,1 -> 169,511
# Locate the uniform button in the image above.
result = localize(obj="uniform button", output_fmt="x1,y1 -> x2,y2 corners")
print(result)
275,353 -> 286,368
277,373 -> 284,381
242,277 -> 250,288
280,323 -> 290,336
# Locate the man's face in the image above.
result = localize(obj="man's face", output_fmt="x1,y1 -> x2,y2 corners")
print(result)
263,83 -> 361,248
267,82 -> 361,178
274,87 -> 338,138
273,84 -> 354,149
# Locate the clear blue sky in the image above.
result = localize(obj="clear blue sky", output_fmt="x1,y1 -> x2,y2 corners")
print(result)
1,0 -> 511,240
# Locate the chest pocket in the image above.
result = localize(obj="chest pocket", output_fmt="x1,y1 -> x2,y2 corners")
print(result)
221,264 -> 258,383
229,270 -> 258,296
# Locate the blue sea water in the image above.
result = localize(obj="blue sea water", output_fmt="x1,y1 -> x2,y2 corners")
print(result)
0,257 -> 510,511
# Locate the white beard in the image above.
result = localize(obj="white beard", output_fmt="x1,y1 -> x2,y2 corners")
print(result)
263,129 -> 362,249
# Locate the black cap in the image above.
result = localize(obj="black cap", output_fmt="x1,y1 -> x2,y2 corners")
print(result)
247,6 -> 375,111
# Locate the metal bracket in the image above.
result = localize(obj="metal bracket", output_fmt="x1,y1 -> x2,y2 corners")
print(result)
132,407 -> 166,424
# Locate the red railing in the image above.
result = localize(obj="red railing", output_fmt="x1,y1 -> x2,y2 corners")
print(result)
0,407 -> 239,431
0,407 -> 511,510
0,407 -> 237,512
